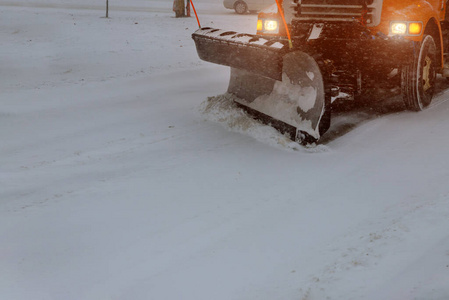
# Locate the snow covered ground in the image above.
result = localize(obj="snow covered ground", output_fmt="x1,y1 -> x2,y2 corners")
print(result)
1,1 -> 449,299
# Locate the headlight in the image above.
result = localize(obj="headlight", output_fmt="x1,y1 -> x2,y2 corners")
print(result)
257,19 -> 279,34
390,21 -> 422,36
264,20 -> 278,32
390,22 -> 407,35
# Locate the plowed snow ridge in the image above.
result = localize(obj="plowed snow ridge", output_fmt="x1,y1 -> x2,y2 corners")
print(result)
200,93 -> 330,152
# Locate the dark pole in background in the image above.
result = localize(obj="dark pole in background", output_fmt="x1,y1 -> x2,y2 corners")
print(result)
106,0 -> 109,18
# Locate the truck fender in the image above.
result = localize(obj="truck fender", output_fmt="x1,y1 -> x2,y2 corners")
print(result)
423,18 -> 444,69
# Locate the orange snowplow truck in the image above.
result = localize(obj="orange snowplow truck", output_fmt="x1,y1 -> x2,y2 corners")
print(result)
192,0 -> 449,144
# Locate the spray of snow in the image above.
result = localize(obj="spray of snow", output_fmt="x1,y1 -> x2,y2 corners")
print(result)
306,71 -> 315,81
199,93 -> 329,152
273,73 -> 317,113
233,72 -> 319,138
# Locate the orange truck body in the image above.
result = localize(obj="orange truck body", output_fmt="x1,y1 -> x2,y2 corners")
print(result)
368,0 -> 446,67
258,0 -> 449,69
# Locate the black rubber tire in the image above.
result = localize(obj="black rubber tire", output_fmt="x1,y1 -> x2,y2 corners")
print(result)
402,35 -> 437,111
234,1 -> 247,14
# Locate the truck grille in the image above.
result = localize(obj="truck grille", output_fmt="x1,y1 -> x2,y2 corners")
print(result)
284,0 -> 382,26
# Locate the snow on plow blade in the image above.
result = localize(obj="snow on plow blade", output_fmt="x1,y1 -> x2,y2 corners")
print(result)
192,28 -> 329,143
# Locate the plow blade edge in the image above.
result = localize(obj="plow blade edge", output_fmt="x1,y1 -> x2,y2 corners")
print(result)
192,28 -> 329,143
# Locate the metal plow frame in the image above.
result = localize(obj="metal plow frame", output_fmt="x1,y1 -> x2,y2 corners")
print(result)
192,27 -> 330,144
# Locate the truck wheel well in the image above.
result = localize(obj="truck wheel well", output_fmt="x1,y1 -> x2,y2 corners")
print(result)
424,18 -> 442,67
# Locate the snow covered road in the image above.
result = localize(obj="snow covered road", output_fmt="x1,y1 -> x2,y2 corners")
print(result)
1,1 -> 449,299
0,0 -> 233,15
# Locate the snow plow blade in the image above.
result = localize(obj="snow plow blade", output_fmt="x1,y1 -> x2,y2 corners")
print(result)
192,27 -> 330,143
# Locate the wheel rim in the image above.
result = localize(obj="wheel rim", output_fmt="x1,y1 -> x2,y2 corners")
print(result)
422,55 -> 432,92
235,3 -> 246,13
417,36 -> 436,109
